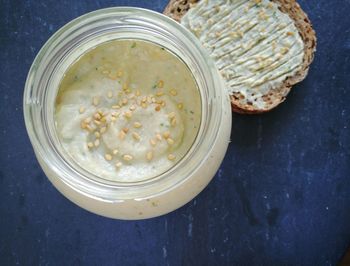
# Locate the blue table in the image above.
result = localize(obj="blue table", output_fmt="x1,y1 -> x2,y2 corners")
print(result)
1,0 -> 349,265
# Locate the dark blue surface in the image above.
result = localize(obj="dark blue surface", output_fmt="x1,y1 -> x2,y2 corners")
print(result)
1,0 -> 349,265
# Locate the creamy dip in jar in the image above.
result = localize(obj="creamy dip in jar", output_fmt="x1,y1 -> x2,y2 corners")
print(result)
24,8 -> 231,219
55,40 -> 201,182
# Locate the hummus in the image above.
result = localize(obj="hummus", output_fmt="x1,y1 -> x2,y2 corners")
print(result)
55,40 -> 201,182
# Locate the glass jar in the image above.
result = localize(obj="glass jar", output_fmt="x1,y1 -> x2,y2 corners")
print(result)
23,7 -> 232,219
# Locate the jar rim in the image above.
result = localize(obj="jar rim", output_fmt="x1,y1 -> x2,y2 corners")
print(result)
23,7 -> 229,200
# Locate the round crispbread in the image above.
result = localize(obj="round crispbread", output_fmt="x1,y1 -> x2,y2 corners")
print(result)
164,0 -> 316,114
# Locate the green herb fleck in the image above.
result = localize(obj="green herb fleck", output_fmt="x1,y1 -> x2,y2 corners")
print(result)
190,110 -> 194,114
161,47 -> 165,50
152,84 -> 157,89
131,42 -> 136,48
160,123 -> 164,127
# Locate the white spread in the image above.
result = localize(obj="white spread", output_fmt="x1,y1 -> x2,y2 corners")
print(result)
181,0 -> 305,109
55,40 -> 201,182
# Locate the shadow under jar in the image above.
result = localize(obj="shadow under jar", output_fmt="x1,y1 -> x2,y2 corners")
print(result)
23,7 -> 231,219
